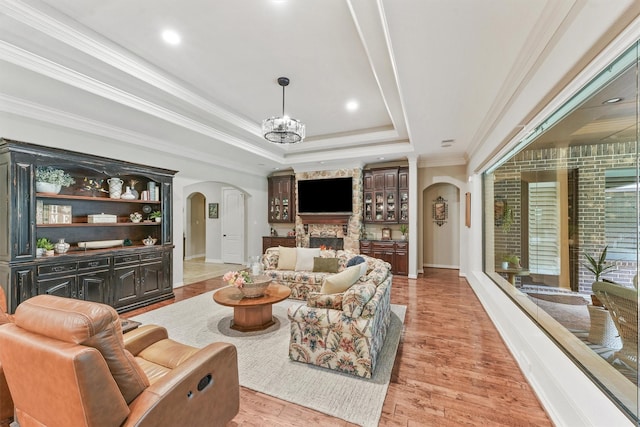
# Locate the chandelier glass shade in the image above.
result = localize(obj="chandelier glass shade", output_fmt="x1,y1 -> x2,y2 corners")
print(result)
262,77 -> 305,144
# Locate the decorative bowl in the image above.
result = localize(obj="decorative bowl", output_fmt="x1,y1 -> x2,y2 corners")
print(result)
239,275 -> 271,298
142,237 -> 157,246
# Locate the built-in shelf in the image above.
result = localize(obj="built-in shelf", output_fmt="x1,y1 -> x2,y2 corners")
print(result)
38,222 -> 161,228
37,193 -> 161,203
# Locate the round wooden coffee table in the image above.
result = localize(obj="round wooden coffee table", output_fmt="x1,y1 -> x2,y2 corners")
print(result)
213,283 -> 291,332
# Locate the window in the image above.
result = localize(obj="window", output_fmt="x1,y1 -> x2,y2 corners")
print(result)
528,182 -> 560,275
605,168 -> 639,261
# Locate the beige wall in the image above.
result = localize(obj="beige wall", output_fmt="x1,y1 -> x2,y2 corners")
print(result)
423,183 -> 460,268
187,193 -> 206,258
417,164 -> 468,271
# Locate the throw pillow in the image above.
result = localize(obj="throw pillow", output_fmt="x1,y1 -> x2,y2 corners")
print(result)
313,257 -> 339,273
320,264 -> 363,294
295,247 -> 320,271
277,246 -> 297,270
346,255 -> 366,267
359,261 -> 368,277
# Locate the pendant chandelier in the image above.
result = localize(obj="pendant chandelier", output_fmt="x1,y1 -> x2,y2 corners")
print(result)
262,77 -> 305,144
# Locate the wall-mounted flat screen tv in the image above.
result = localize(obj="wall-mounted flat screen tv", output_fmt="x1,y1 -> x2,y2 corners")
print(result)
298,177 -> 353,213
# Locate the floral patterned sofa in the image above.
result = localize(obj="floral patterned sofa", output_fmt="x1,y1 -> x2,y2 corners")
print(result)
261,247 -> 390,300
261,247 -> 393,378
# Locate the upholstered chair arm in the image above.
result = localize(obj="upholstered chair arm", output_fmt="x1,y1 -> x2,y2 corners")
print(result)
123,324 -> 169,356
288,304 -> 374,336
124,342 -> 239,427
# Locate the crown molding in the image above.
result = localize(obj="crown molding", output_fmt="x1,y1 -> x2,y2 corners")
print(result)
0,0 -> 261,137
0,93 -> 274,177
0,40 -> 282,163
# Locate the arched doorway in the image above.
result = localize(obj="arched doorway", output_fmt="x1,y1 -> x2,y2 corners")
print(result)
423,183 -> 460,269
185,192 -> 206,260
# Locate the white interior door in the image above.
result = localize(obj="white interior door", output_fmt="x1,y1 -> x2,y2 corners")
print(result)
222,188 -> 244,264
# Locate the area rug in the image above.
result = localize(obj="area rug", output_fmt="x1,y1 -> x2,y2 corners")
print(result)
130,290 -> 406,427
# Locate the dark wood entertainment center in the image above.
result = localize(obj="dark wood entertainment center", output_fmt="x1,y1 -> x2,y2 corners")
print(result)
0,139 -> 176,314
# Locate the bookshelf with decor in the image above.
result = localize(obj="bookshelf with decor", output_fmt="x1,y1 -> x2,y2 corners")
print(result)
0,138 -> 176,313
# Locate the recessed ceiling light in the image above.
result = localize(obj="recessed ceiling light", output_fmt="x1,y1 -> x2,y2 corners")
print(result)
346,100 -> 359,112
603,97 -> 623,104
161,29 -> 181,46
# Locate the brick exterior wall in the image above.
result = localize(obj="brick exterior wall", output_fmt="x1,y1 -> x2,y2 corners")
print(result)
493,141 -> 637,293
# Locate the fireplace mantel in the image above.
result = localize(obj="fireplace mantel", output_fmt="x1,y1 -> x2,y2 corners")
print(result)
298,213 -> 351,235
298,213 -> 351,225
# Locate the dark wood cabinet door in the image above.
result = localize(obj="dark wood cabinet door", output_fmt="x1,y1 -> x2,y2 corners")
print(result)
268,175 -> 295,223
364,167 -> 402,224
162,250 -> 173,292
114,265 -> 140,306
398,167 -> 409,190
140,261 -> 163,297
363,171 -> 373,191
78,269 -> 109,303
13,160 -> 34,259
37,275 -> 76,298
394,242 -> 408,275
373,172 -> 386,189
384,170 -> 397,189
12,266 -> 35,310
359,240 -> 372,256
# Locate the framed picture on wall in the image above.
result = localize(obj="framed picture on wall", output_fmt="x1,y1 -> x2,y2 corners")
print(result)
381,227 -> 391,240
208,203 -> 219,219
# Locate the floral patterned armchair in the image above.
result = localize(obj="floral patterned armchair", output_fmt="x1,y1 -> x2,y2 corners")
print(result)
287,260 -> 393,378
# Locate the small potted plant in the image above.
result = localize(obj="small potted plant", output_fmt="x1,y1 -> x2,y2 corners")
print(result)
399,224 -> 408,240
36,237 -> 55,257
149,211 -> 162,223
35,166 -> 75,195
583,246 -> 616,282
501,254 -> 520,269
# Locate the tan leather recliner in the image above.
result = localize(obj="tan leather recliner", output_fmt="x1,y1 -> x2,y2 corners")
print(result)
0,287 -> 14,427
0,295 -> 239,427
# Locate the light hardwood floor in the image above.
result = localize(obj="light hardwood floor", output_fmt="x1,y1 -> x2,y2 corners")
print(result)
123,268 -> 553,426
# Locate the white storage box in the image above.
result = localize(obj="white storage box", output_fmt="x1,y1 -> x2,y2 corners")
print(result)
87,214 -> 117,224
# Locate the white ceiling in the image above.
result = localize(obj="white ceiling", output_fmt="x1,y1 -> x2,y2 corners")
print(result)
0,0 -> 638,178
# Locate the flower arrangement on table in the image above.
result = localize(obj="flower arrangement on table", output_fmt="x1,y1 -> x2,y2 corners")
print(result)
223,270 -> 253,288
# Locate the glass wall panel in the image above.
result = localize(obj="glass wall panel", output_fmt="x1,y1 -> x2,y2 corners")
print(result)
483,42 -> 639,420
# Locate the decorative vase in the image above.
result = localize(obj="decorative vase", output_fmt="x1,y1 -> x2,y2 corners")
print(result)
120,186 -> 136,200
239,275 -> 271,298
107,178 -> 123,199
154,217 -> 161,223
129,180 -> 139,199
45,249 -> 54,257
36,248 -> 45,258
35,182 -> 61,195
54,238 -> 70,254
501,261 -> 509,270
